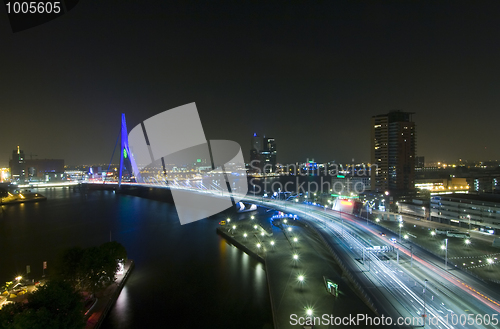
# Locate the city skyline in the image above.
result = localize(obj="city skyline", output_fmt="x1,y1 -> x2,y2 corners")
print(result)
2,3 -> 500,166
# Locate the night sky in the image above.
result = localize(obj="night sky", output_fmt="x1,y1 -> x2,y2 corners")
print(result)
2,1 -> 500,167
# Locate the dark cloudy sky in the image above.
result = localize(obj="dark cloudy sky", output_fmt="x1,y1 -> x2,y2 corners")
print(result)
1,1 -> 500,167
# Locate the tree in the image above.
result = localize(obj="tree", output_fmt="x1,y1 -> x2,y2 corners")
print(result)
55,247 -> 85,290
55,242 -> 127,294
0,280 -> 84,329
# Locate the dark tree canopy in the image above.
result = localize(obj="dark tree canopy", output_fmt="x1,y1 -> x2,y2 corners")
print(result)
0,280 -> 84,329
55,242 -> 127,293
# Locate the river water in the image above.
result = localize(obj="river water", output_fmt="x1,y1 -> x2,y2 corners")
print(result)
0,187 -> 273,328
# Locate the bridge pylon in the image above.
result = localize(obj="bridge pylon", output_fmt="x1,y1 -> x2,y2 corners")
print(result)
119,114 -> 141,187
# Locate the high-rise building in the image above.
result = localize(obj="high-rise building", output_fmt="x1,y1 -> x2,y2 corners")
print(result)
415,156 -> 425,168
249,133 -> 262,173
248,133 -> 277,174
9,146 -> 25,181
261,137 -> 277,173
251,133 -> 262,153
371,110 -> 416,193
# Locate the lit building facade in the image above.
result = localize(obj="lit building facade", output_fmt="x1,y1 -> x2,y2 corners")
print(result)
371,110 -> 416,194
261,137 -> 277,173
9,146 -> 25,181
431,193 -> 500,232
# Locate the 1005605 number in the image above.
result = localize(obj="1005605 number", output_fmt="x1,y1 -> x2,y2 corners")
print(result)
5,2 -> 61,14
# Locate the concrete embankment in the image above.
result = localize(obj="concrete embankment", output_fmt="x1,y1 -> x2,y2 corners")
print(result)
217,218 -> 377,329
1,193 -> 46,204
216,227 -> 264,263
85,260 -> 134,329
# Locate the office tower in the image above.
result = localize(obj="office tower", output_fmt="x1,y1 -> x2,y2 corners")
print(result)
9,146 -> 25,181
249,133 -> 262,173
371,110 -> 415,193
261,137 -> 277,173
415,156 -> 425,168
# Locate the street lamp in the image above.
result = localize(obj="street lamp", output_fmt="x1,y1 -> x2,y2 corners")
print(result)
293,254 -> 299,260
441,238 -> 448,270
467,214 -> 471,230
423,279 -> 428,320
399,222 -> 403,243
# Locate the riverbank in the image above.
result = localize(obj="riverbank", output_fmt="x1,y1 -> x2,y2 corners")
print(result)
85,260 -> 134,329
1,192 -> 46,204
217,215 -> 376,329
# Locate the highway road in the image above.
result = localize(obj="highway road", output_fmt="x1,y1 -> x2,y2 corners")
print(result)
246,196 -> 500,329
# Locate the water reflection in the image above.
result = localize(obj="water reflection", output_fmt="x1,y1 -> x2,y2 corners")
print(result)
0,187 -> 272,329
109,286 -> 131,327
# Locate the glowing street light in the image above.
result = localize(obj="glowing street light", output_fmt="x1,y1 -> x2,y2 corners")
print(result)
297,275 -> 304,282
254,225 -> 258,229
251,216 -> 255,220
306,308 -> 313,316
243,233 -> 247,238
431,231 -> 436,236
270,241 -> 275,246
293,237 -> 298,242
232,225 -> 236,230
487,258 -> 493,264
293,254 -> 299,260
441,238 -> 448,270
261,232 -> 265,236
256,243 -> 261,248
288,227 -> 292,232
465,239 -> 471,245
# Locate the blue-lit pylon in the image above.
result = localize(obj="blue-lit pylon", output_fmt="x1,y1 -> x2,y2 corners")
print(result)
119,114 -> 141,187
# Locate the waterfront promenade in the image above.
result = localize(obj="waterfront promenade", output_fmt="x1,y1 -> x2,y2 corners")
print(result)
85,260 -> 134,329
218,214 -> 376,329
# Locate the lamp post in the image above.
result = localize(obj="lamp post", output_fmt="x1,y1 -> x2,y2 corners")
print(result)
467,214 -> 471,230
441,238 -> 448,270
423,279 -> 428,324
399,222 -> 403,243
366,202 -> 369,225
340,210 -> 344,238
